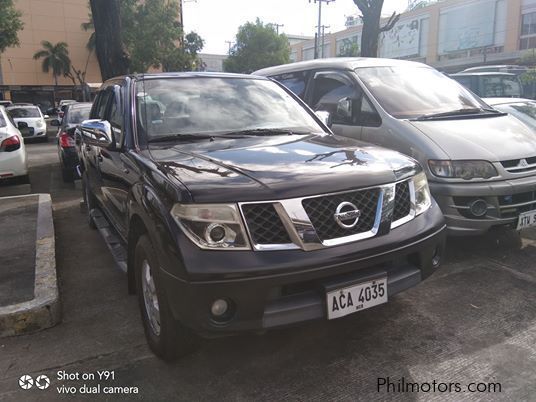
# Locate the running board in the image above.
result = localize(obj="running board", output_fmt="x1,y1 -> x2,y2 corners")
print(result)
90,208 -> 128,273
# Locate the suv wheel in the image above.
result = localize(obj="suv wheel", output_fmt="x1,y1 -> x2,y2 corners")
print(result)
134,235 -> 198,360
82,173 -> 97,229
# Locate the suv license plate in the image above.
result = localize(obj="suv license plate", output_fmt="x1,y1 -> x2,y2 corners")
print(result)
517,210 -> 536,230
326,278 -> 387,320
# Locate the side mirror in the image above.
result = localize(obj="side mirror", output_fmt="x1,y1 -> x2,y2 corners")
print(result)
50,119 -> 61,127
80,119 -> 113,148
17,121 -> 28,129
336,97 -> 353,120
44,114 -> 50,119
315,111 -> 333,128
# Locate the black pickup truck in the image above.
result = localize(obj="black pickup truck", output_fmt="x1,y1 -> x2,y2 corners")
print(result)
78,72 -> 446,360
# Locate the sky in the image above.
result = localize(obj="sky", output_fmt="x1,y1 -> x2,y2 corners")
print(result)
183,0 -> 410,55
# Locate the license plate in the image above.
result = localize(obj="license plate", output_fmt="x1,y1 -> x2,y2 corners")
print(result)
326,278 -> 387,320
517,210 -> 536,230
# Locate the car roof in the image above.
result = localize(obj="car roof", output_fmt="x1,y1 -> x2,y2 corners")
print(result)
105,71 -> 263,84
484,97 -> 535,105
463,65 -> 527,71
253,57 -> 429,76
451,72 -> 517,77
7,105 -> 39,109
67,102 -> 92,109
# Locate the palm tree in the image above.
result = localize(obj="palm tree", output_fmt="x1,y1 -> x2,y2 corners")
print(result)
33,41 -> 71,103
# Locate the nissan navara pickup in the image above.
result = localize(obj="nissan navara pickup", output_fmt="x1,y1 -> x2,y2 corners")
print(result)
78,73 -> 446,360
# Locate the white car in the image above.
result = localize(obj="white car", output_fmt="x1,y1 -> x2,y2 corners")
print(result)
6,105 -> 48,141
0,106 -> 28,181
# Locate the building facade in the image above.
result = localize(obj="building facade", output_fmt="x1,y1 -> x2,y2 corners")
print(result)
291,0 -> 536,73
0,0 -> 101,108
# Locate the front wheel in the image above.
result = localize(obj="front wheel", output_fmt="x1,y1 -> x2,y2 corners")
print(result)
134,235 -> 198,360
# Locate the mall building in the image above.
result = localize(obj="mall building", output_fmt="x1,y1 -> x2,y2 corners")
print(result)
0,0 -> 103,109
290,0 -> 536,73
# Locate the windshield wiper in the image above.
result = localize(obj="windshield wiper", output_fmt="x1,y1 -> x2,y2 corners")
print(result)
412,107 -> 502,121
147,133 -> 246,143
224,128 -> 311,136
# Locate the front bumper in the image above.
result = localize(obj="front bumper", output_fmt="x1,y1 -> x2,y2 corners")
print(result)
430,175 -> 536,235
159,204 -> 446,336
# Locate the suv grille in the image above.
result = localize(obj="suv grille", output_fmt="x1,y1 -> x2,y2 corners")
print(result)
241,204 -> 291,244
302,189 -> 380,241
393,181 -> 411,221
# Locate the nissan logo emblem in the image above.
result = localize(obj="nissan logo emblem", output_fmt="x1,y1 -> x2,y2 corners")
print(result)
334,202 -> 361,229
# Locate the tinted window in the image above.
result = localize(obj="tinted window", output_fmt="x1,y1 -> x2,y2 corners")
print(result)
7,107 -> 41,118
66,106 -> 91,124
312,77 -> 359,124
358,66 -> 487,119
92,91 -> 112,120
109,93 -> 123,147
272,72 -> 307,99
136,78 -> 323,140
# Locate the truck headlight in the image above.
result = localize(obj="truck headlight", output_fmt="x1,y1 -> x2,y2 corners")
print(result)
413,172 -> 432,216
171,204 -> 250,250
428,160 -> 497,180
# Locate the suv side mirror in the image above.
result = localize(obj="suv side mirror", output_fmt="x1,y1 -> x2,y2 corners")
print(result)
80,119 -> 114,148
315,111 -> 333,128
336,97 -> 353,121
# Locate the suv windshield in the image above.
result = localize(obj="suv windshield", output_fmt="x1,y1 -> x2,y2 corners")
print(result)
136,77 -> 322,139
8,107 -> 41,118
357,66 -> 487,119
66,106 -> 91,124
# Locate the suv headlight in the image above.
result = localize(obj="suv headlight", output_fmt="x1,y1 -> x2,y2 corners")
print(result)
428,160 -> 497,180
413,172 -> 432,216
171,204 -> 250,250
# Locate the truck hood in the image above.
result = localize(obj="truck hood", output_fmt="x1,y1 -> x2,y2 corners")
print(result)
409,115 -> 536,161
149,134 -> 420,203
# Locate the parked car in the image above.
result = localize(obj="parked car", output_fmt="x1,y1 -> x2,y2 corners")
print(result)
6,105 -> 48,141
52,102 -> 92,182
450,72 -> 523,98
484,97 -> 536,129
462,65 -> 535,99
0,106 -> 28,183
255,58 -> 536,235
0,100 -> 13,107
78,73 -> 446,360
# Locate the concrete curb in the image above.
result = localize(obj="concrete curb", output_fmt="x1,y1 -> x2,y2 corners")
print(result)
0,193 -> 61,337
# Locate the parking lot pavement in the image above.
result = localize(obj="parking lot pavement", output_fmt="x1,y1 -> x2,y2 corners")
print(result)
0,139 -> 535,401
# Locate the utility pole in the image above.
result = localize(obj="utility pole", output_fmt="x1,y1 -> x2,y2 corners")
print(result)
225,41 -> 234,54
269,23 -> 285,34
309,0 -> 335,59
319,25 -> 330,58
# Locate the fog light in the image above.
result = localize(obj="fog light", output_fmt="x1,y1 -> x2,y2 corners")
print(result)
432,246 -> 442,267
469,199 -> 487,217
205,223 -> 227,244
211,299 -> 229,317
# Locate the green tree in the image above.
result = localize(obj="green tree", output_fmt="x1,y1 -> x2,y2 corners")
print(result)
337,39 -> 360,57
162,32 -> 205,72
223,19 -> 290,73
353,0 -> 400,57
33,41 -> 71,102
0,0 -> 24,54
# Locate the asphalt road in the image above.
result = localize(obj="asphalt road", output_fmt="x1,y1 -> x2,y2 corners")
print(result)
1,136 -> 536,401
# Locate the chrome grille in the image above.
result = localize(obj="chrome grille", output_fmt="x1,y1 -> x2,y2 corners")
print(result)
301,189 -> 380,241
393,181 -> 411,221
501,156 -> 536,173
241,204 -> 291,245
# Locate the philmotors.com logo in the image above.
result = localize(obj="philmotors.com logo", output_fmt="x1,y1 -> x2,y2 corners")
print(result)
19,374 -> 50,390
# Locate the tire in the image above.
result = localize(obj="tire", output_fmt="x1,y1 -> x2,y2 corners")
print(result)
134,234 -> 199,361
61,167 -> 74,183
82,173 -> 97,229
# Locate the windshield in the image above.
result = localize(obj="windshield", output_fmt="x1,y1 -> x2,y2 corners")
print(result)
493,102 -> 536,130
8,107 -> 41,118
357,66 -> 487,119
136,77 -> 322,139
66,106 -> 91,124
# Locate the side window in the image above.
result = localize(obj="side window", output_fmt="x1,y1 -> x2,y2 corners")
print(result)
272,72 -> 307,99
108,91 -> 123,147
359,96 -> 382,127
311,76 -> 360,125
91,90 -> 112,120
